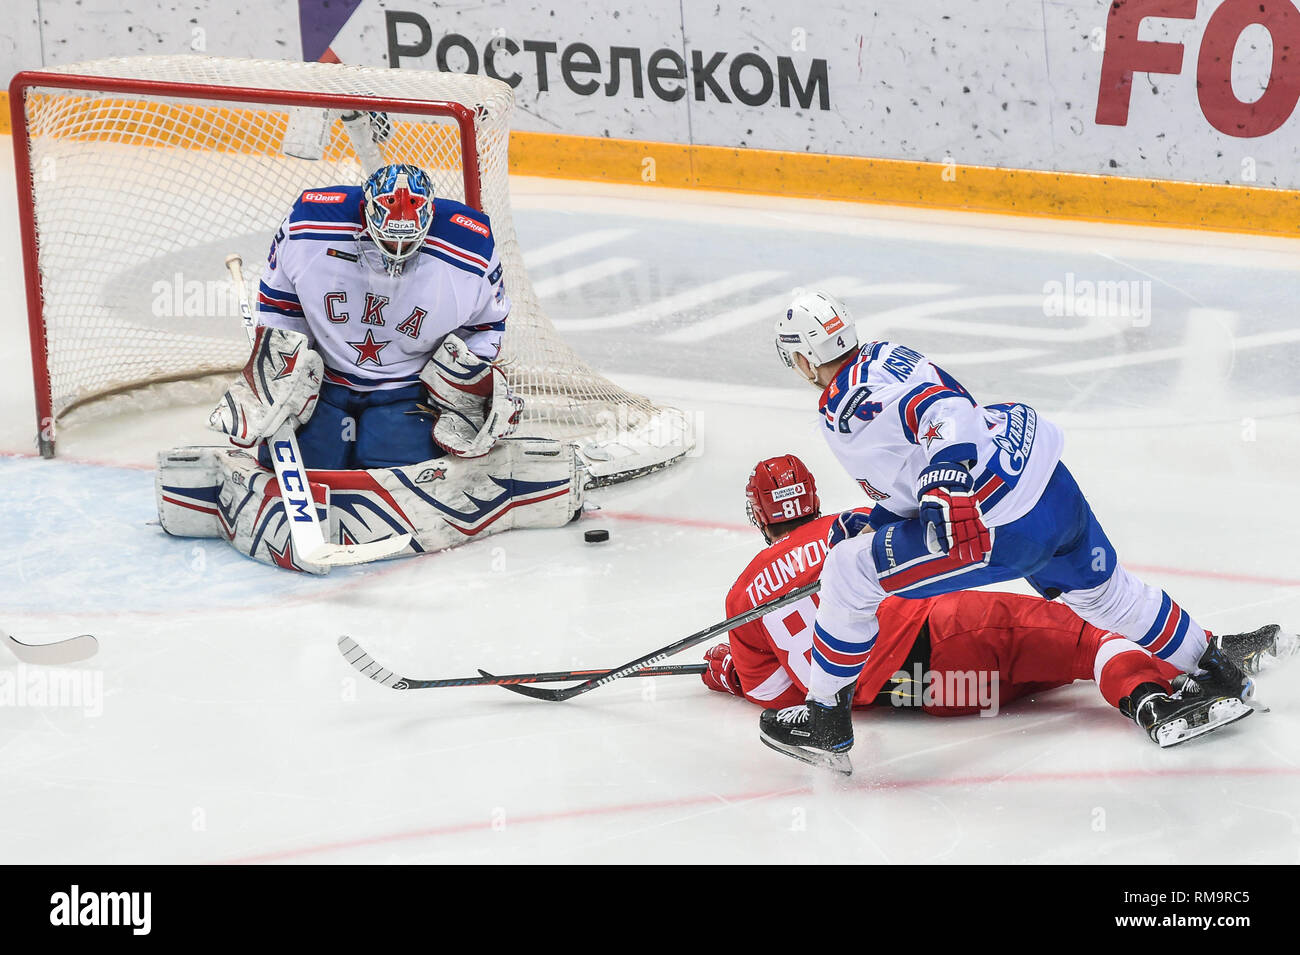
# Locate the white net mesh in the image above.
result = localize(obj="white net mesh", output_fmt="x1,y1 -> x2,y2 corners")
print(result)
17,55 -> 692,481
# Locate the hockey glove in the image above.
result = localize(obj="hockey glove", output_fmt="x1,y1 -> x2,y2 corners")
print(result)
827,510 -> 872,549
701,643 -> 744,696
917,462 -> 991,563
420,335 -> 524,458
209,326 -> 323,448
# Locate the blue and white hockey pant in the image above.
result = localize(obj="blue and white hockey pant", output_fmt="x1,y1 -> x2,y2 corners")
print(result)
808,463 -> 1209,703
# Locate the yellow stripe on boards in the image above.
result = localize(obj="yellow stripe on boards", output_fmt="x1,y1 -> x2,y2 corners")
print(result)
509,131 -> 1300,238
3,89 -> 1295,237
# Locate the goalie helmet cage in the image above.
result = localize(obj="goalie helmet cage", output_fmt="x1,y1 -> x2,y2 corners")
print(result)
9,56 -> 693,484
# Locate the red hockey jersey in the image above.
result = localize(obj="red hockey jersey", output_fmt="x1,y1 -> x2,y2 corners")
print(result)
725,514 -> 934,709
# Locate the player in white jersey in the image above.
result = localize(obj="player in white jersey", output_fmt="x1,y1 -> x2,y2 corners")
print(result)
758,291 -> 1268,773
215,162 -> 520,469
157,164 -> 583,573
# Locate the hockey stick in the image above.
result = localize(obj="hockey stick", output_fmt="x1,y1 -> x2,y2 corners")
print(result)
337,635 -> 705,689
2,630 -> 98,665
224,254 -> 412,568
484,581 -> 823,702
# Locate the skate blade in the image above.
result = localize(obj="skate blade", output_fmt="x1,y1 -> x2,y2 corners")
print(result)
759,734 -> 853,776
1154,698 -> 1253,748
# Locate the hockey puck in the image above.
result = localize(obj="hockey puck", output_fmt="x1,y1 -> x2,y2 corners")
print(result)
584,529 -> 610,543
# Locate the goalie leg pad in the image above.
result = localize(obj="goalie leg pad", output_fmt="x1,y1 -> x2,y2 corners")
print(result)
156,440 -> 583,570
318,438 -> 583,550
156,447 -> 225,538
157,447 -> 333,574
215,451 -> 334,574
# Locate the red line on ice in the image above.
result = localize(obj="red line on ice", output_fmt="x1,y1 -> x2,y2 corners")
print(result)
217,766 -> 1300,864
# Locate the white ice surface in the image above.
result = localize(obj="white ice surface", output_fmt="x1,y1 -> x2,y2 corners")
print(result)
1,153 -> 1298,864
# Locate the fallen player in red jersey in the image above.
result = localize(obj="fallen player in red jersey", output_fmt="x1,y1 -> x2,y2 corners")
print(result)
701,455 -> 1285,741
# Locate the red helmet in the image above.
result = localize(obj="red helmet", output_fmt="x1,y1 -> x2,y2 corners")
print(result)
745,454 -> 820,532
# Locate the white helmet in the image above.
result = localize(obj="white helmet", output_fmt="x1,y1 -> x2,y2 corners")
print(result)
774,291 -> 857,372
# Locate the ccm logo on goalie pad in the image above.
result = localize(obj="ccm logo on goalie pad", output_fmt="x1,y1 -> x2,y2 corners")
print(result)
303,191 -> 347,203
450,213 -> 490,238
272,440 -> 314,523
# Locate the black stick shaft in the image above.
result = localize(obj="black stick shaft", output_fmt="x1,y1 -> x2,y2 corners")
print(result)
491,581 -> 821,701
336,636 -> 707,690
417,663 -> 705,689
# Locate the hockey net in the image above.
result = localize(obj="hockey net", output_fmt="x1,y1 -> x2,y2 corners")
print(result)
11,55 -> 693,483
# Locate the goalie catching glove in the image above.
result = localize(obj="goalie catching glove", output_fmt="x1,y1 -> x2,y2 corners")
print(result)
209,326 -> 323,448
419,335 -> 524,458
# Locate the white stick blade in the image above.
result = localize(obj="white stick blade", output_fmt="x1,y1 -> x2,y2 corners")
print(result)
337,635 -> 401,688
3,631 -> 99,665
307,534 -> 414,567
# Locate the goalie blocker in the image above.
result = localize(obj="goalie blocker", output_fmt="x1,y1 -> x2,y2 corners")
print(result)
156,440 -> 584,574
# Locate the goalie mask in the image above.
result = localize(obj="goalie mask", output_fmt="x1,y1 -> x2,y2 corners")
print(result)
362,164 -> 435,274
774,290 -> 858,376
745,454 -> 821,541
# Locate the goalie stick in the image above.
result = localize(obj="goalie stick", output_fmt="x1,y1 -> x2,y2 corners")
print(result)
225,254 -> 412,568
2,630 -> 99,665
337,635 -> 704,689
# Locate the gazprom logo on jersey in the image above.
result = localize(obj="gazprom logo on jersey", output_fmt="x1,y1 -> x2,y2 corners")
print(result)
770,482 -> 807,503
992,404 -> 1037,476
1042,273 -> 1151,327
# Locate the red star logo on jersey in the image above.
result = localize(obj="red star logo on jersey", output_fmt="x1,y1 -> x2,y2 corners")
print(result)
347,329 -> 390,366
921,421 -> 944,449
274,343 -> 301,380
376,186 -> 427,229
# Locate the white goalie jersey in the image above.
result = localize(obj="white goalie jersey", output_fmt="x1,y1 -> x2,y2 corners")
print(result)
256,185 -> 510,392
